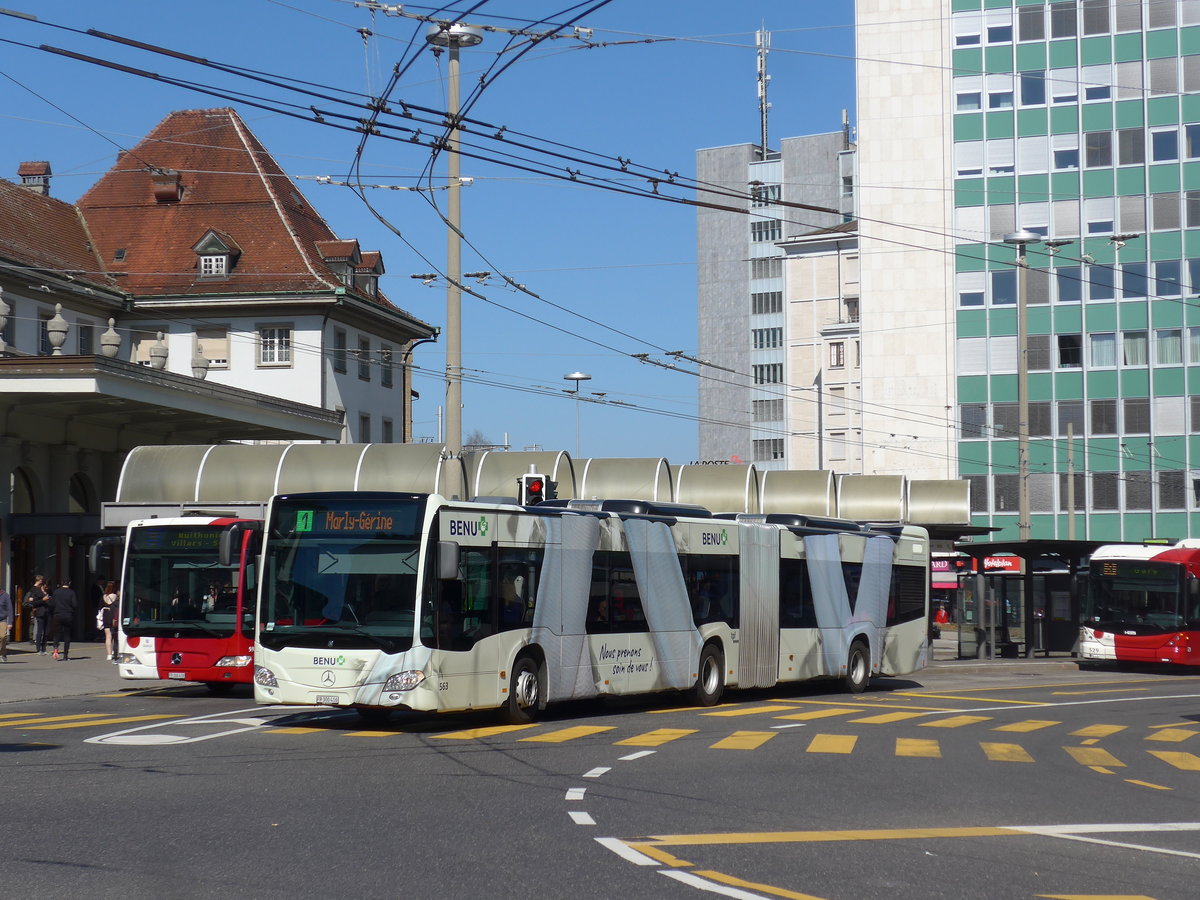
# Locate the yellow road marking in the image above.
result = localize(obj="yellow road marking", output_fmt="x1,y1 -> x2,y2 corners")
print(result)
806,734 -> 857,754
993,720 -> 1061,733
266,727 -> 327,734
430,725 -> 538,740
693,869 -> 827,900
642,826 -> 1021,846
774,708 -> 858,721
895,738 -> 941,758
2,713 -> 146,727
345,731 -> 396,737
896,692 -> 1043,705
980,742 -> 1034,763
1124,779 -> 1172,791
703,705 -> 798,718
626,842 -> 692,867
647,703 -> 739,714
1089,767 -> 1116,774
1052,688 -> 1149,696
519,725 -> 615,743
24,715 -> 178,730
851,712 -> 927,724
93,693 -> 130,698
1072,725 -> 1126,738
1038,895 -> 1158,899
711,731 -> 776,750
920,715 -> 993,728
766,698 -> 949,711
0,712 -> 44,720
1146,729 -> 1199,743
1147,750 -> 1200,771
616,728 -> 696,747
1065,746 -> 1125,768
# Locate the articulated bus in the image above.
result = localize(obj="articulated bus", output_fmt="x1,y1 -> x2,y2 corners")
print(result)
1079,541 -> 1200,667
252,492 -> 930,721
117,516 -> 261,691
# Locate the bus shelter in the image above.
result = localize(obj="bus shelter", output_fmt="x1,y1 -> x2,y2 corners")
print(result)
952,539 -> 1106,659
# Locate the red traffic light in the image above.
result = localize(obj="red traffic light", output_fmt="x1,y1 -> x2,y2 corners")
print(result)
527,479 -> 543,494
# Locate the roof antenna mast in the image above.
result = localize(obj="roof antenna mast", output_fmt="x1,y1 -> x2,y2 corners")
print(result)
756,26 -> 771,159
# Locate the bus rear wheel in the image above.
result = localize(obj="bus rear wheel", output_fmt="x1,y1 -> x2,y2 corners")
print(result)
844,640 -> 870,694
503,655 -> 542,724
689,643 -> 725,707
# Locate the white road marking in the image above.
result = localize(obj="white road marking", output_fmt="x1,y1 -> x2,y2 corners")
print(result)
772,723 -> 807,729
569,811 -> 596,826
594,837 -> 659,866
1011,821 -> 1200,860
619,750 -> 656,761
661,870 -> 769,898
583,766 -> 610,778
566,787 -> 587,801
85,707 -> 296,746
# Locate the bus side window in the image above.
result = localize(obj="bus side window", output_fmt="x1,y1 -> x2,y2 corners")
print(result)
587,552 -> 611,635
609,553 -> 648,632
779,558 -> 813,628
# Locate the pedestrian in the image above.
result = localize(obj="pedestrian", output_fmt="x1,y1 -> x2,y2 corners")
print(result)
101,581 -> 119,663
0,584 -> 12,662
49,578 -> 78,661
23,575 -> 50,655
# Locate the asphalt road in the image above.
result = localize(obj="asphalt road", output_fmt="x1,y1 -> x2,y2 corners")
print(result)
2,654 -> 1198,899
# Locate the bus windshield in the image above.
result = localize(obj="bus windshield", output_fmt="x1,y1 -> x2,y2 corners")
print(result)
123,525 -> 253,638
259,496 -> 426,652
1085,559 -> 1189,633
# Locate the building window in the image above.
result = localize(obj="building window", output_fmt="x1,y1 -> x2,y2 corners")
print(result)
1028,334 -> 1050,370
1056,334 -> 1082,368
199,254 -> 228,277
1123,331 -> 1148,366
750,257 -> 782,279
1124,397 -> 1150,433
1090,398 -> 1118,435
994,474 -> 1019,512
750,183 -> 780,206
1050,2 -> 1077,38
196,326 -> 230,368
1056,267 -> 1082,302
752,399 -> 783,422
1018,4 -> 1044,40
1151,127 -> 1179,162
1084,131 -> 1112,167
77,321 -> 94,355
1117,127 -> 1145,165
750,220 -> 782,242
38,313 -> 51,356
752,439 -> 785,461
1090,333 -> 1116,367
359,414 -> 371,443
332,328 -> 347,373
752,327 -> 782,349
258,325 -> 292,366
1059,473 -> 1086,511
960,404 -> 987,438
829,342 -> 845,368
1125,472 -> 1152,510
1160,471 -> 1186,510
751,291 -> 783,315
1081,0 -> 1110,34
132,328 -> 166,366
991,269 -> 1017,305
0,298 -> 13,347
1092,472 -> 1119,510
1058,400 -> 1084,437
993,403 -> 1018,437
843,298 -> 860,322
358,336 -> 371,381
1155,329 -> 1183,365
752,363 -> 783,384
381,345 -> 393,388
381,418 -> 394,443
1019,71 -> 1046,106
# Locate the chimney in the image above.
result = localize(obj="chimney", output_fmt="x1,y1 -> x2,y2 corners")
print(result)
17,161 -> 52,196
151,169 -> 183,202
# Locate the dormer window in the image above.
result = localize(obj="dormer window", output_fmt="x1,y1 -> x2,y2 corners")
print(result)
200,254 -> 228,277
191,229 -> 241,280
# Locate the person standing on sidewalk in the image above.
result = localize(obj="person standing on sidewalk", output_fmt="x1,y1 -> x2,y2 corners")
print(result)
0,585 -> 12,662
101,582 -> 119,663
23,575 -> 50,655
49,579 -> 77,661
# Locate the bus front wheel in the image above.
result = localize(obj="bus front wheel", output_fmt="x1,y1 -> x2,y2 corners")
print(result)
844,641 -> 870,694
689,643 -> 725,707
503,655 -> 542,724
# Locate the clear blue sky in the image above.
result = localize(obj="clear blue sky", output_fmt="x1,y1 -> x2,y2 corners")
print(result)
0,1 -> 855,462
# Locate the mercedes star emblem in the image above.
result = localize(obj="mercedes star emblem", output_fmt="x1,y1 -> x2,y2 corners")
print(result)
171,652 -> 182,665
321,670 -> 336,687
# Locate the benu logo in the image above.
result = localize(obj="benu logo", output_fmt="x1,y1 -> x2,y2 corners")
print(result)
448,517 -> 489,537
312,655 -> 346,666
701,529 -> 729,546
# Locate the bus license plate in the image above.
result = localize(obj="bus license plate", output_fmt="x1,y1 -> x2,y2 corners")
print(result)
315,695 -> 342,705
168,672 -> 186,679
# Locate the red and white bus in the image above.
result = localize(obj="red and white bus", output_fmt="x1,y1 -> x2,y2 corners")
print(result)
1080,541 -> 1200,667
116,516 -> 261,691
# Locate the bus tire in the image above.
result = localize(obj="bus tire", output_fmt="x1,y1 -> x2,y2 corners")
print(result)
844,640 -> 870,694
689,643 -> 725,707
503,655 -> 542,724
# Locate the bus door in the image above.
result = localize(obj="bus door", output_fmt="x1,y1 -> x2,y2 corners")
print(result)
432,517 -> 499,711
626,519 -> 702,693
737,522 -> 780,689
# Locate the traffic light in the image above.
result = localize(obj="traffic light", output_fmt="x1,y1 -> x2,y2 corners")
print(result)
519,473 -> 547,505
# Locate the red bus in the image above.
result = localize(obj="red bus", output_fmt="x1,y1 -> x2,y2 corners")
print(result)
1080,541 -> 1200,667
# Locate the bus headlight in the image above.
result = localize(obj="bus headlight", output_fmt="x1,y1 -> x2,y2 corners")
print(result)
383,671 -> 425,692
116,653 -> 137,665
216,655 -> 253,667
254,666 -> 278,687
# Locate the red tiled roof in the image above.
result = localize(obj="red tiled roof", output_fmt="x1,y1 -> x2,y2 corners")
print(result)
76,108 -> 394,307
315,239 -> 360,262
357,251 -> 383,273
17,161 -> 51,177
0,177 -> 114,288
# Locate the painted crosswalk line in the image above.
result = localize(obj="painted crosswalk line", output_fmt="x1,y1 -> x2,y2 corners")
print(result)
920,715 -> 993,729
1145,729 -> 1199,743
520,726 -> 617,743
1147,750 -> 1200,771
993,719 -> 1061,733
615,728 -> 697,747
980,742 -> 1034,763
895,738 -> 941,758
1065,746 -> 1125,768
711,731 -> 776,750
806,733 -> 857,754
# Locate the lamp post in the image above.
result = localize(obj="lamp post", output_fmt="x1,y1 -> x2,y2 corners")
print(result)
425,22 -> 483,499
1003,230 -> 1041,541
564,371 -> 592,457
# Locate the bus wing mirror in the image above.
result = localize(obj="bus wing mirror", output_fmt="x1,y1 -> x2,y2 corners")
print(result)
88,537 -> 122,573
437,541 -> 460,580
220,522 -> 262,567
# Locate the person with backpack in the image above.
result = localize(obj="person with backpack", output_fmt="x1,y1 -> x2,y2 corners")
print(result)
49,579 -> 78,661
22,575 -> 50,655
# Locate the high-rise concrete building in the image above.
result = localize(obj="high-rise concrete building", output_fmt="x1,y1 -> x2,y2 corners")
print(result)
696,133 -> 852,469
856,0 -> 1200,541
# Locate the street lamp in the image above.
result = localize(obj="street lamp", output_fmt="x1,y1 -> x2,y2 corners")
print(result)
1003,229 -> 1042,542
563,371 -> 592,457
425,22 -> 483,499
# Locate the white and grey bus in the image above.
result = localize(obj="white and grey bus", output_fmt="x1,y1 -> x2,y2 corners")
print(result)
252,492 -> 930,721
